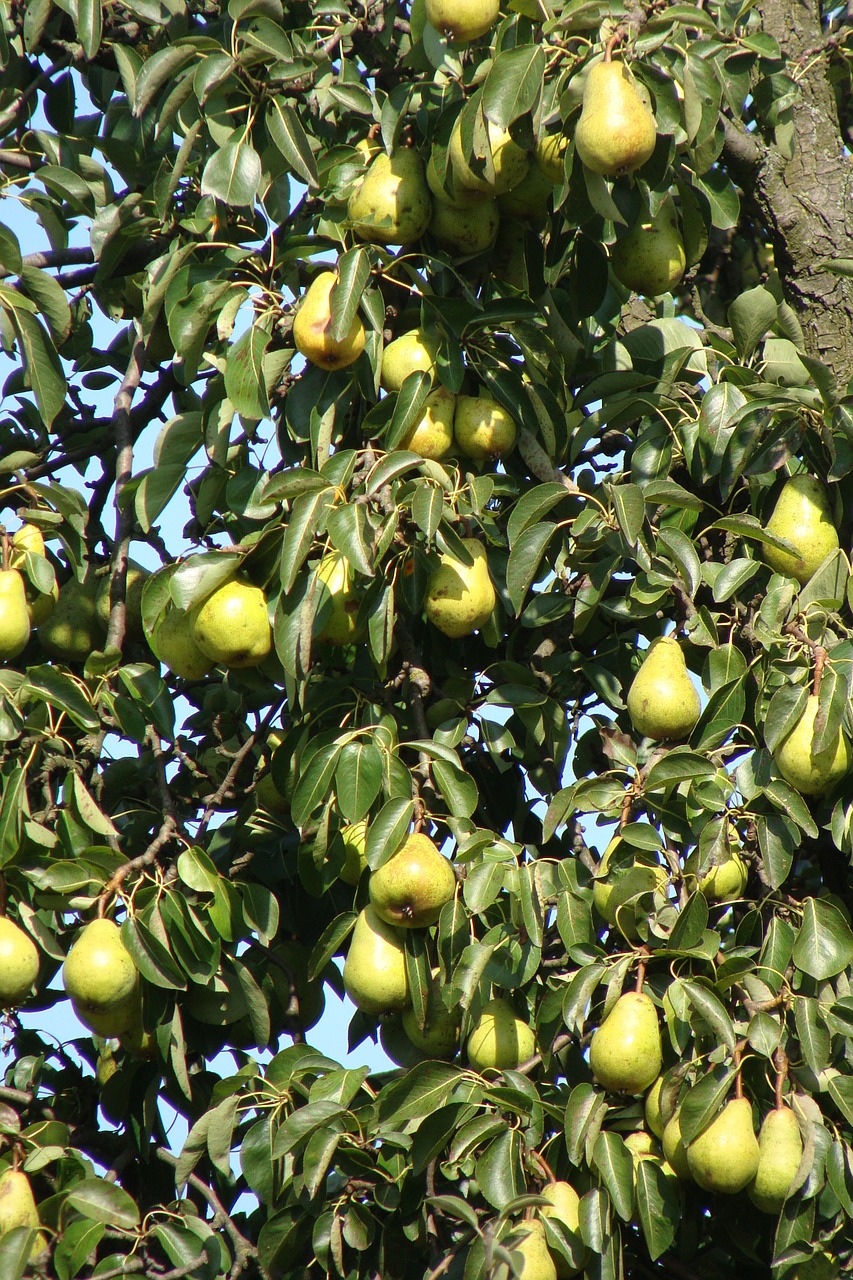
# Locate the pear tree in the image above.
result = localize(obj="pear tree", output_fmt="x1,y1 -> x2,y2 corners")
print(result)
3,3 -> 853,1280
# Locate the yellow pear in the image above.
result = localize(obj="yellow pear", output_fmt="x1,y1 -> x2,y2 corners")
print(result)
684,848 -> 748,902
400,387 -> 456,460
763,474 -> 839,584
293,270 -> 366,371
424,0 -> 499,43
662,1112 -> 692,1180
686,1096 -> 760,1194
154,604 -> 215,679
192,579 -> 271,668
541,1181 -> 583,1279
401,970 -> 460,1058
39,573 -> 106,662
508,1220 -> 557,1280
774,694 -> 852,796
454,395 -> 517,463
426,148 -> 487,210
11,524 -> 45,558
610,196 -> 686,297
0,917 -> 39,1009
589,991 -> 662,1094
748,1105 -> 803,1213
315,552 -> 364,646
624,1131 -> 659,1160
339,820 -> 368,885
424,539 -> 496,637
95,561 -> 150,642
449,117 -> 529,195
626,635 -> 701,741
369,832 -> 456,927
430,195 -> 500,255
0,568 -> 30,659
466,997 -> 535,1071
535,133 -> 567,184
644,1075 -> 667,1139
63,918 -> 140,1036
0,1168 -> 46,1257
574,59 -> 657,176
592,837 -> 668,937
343,904 -> 409,1015
11,525 -> 58,625
348,150 -> 432,245
381,329 -> 438,392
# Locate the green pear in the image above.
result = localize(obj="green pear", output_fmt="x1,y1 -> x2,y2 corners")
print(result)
63,918 -> 140,1036
153,604 -> 214,679
192,579 -> 272,669
293,270 -> 366,371
610,196 -> 686,297
466,996 -> 535,1071
626,635 -> 701,741
339,820 -> 368,886
348,150 -> 432,245
541,1181 -> 583,1279
426,148 -> 487,209
401,970 -> 460,1058
774,694 -> 852,796
369,832 -> 456,927
686,1096 -> 760,1194
454,395 -> 517,463
624,1131 -> 659,1160
0,568 -> 30,659
449,117 -> 529,195
424,0 -> 499,43
315,552 -> 364,646
748,1105 -> 803,1213
11,526 -> 57,625
535,133 -> 567,184
39,573 -> 107,662
381,329 -> 438,392
497,160 -> 555,220
343,905 -> 409,1014
662,1112 -> 692,1180
589,991 -> 662,1095
0,916 -> 39,1009
400,387 -> 456,460
380,1016 -> 428,1067
684,848 -> 748,902
11,524 -> 45,558
508,1220 -> 557,1280
644,1075 -> 667,1139
430,195 -> 500,255
574,59 -> 657,176
763,474 -> 839,584
592,837 -> 668,939
424,539 -> 496,637
0,1168 -> 46,1256
95,560 -> 150,642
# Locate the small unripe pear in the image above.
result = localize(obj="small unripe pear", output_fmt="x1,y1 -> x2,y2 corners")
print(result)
339,820 -> 368,886
763,475 -> 838,584
686,1097 -> 760,1194
430,196 -> 500,255
424,539 -> 496,638
0,569 -> 31,659
63,919 -> 140,1037
449,117 -> 529,196
466,997 -> 535,1071
684,849 -> 748,902
315,552 -> 364,646
39,573 -> 105,662
192,579 -> 272,669
425,0 -> 499,43
748,1105 -> 803,1213
644,1076 -> 668,1139
508,1220 -> 557,1280
0,917 -> 39,1009
662,1112 -> 692,1180
401,970 -> 460,1059
154,605 -> 214,679
626,636 -> 700,741
541,1181 -> 583,1279
0,1168 -> 47,1258
774,694 -> 851,796
343,905 -> 409,1015
400,387 -> 456,460
369,833 -> 456,928
610,196 -> 686,297
589,991 -> 662,1095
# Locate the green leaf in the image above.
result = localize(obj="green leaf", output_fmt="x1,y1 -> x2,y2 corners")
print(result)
475,1128 -> 524,1209
66,1178 -> 140,1229
793,897 -> 853,980
7,307 -> 66,424
201,134 -> 262,207
77,0 -> 103,59
225,324 -> 272,419
0,765 -> 26,868
592,1131 -> 634,1222
635,1158 -> 679,1261
728,285 -> 778,358
335,742 -> 384,822
267,100 -> 319,187
365,798 -> 414,871
680,979 -> 736,1051
482,45 -> 545,129
506,522 -> 555,616
611,483 -> 645,547
329,247 -> 370,344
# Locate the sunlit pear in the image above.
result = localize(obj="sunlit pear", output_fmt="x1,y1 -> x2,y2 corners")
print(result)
425,0 -> 499,43
748,1105 -> 803,1213
644,1075 -> 668,1139
354,136 -> 382,163
315,551 -> 364,646
95,560 -> 150,642
339,820 -> 368,886
400,387 -> 456,460
541,1181 -> 583,1279
535,133 -> 567,184
192,579 -> 271,669
424,538 -> 496,637
592,837 -> 667,934
0,917 -> 39,1009
430,195 -> 500,255
293,270 -> 366,371
624,1131 -> 659,1160
686,1097 -> 760,1194
684,848 -> 748,902
369,832 -> 456,927
610,196 -> 686,297
466,996 -> 535,1071
626,635 -> 700,741
763,474 -> 839,584
774,694 -> 852,796
662,1112 -> 692,1180
11,526 -> 58,625
0,1168 -> 47,1257
508,1220 -> 557,1280
0,568 -> 30,659
426,149 -> 487,209
11,524 -> 45,558
154,604 -> 214,679
498,161 -> 555,220
343,905 -> 409,1015
39,573 -> 106,662
454,394 -> 517,463
380,328 -> 438,392
348,150 -> 431,245
449,117 -> 529,195
401,970 -> 460,1058
63,918 -> 140,1036
574,58 -> 657,177
589,991 -> 662,1094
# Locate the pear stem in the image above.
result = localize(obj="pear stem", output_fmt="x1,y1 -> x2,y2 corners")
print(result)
0,530 -> 8,573
634,954 -> 648,993
774,1047 -> 789,1110
733,1040 -> 746,1099
604,33 -> 621,63
619,788 -> 633,829
812,646 -> 826,697
531,1149 -> 556,1183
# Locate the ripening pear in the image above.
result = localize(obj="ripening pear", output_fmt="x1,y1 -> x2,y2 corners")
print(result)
610,196 -> 686,297
466,997 -> 535,1071
0,1168 -> 46,1257
748,1105 -> 803,1213
426,148 -> 487,210
154,605 -> 214,679
774,694 -> 852,796
684,848 -> 748,902
293,271 -> 366,371
0,917 -> 39,1009
343,905 -> 409,1014
449,117 -> 529,195
589,991 -> 662,1095
424,539 -> 496,638
401,970 -> 460,1058
369,833 -> 456,928
11,525 -> 57,625
626,635 -> 701,741
39,573 -> 105,662
430,196 -> 500,255
95,561 -> 150,642
339,820 -> 368,886
535,134 -> 567,185
574,59 -> 657,177
381,329 -> 438,392
348,150 -> 432,245
425,0 -> 499,43
380,1017 -> 428,1067
0,568 -> 30,659
454,395 -> 517,463
508,1220 -> 557,1280
541,1181 -> 583,1279
400,387 -> 456,460
11,524 -> 45,558
315,552 -> 364,646
686,1096 -> 760,1194
592,837 -> 668,941
192,579 -> 272,668
662,1112 -> 692,1180
63,918 -> 140,1036
498,160 -> 555,221
644,1076 -> 668,1139
763,474 -> 839,584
